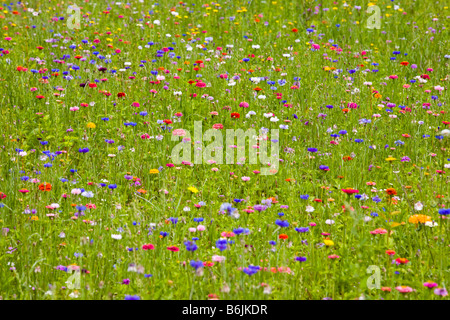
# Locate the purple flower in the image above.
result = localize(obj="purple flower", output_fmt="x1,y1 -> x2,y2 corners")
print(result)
253,204 -> 268,212
434,288 -> 448,296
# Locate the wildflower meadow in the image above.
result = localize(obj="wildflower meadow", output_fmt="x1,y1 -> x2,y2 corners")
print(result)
0,0 -> 449,301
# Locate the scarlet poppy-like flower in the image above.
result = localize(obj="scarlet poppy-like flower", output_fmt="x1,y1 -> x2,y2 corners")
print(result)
231,112 -> 240,119
203,261 -> 214,267
279,234 -> 288,240
400,61 -> 409,66
38,183 -> 52,191
291,28 -> 298,32
208,293 -> 219,300
385,250 -> 396,256
117,92 -> 126,98
0,191 -> 6,199
167,246 -> 180,252
163,119 -> 173,124
386,188 -> 397,196
395,258 -> 409,264
36,95 -> 45,99
343,156 -> 353,161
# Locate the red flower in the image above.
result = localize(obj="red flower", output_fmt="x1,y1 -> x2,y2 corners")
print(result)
163,119 -> 173,124
142,244 -> 155,250
395,258 -> 409,264
291,28 -> 298,32
231,112 -> 240,119
167,246 -> 180,252
36,95 -> 45,99
38,183 -> 52,191
117,92 -> 126,98
342,188 -> 359,194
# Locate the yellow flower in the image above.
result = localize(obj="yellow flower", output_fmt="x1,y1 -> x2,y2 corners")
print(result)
408,214 -> 431,225
149,169 -> 159,174
385,157 -> 397,162
324,239 -> 334,246
86,122 -> 96,129
188,186 -> 199,193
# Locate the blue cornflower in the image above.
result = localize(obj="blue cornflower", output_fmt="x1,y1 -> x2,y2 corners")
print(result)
275,219 -> 289,228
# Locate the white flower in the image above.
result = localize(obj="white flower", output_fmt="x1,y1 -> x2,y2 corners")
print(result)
414,201 -> 424,211
111,234 -> 122,240
153,20 -> 160,25
270,116 -> 279,122
425,221 -> 438,228
183,206 -> 191,212
81,191 -> 94,198
257,95 -> 266,100
325,219 -> 335,225
251,45 -> 260,49
440,129 -> 450,137
364,216 -> 372,222
305,205 -> 315,212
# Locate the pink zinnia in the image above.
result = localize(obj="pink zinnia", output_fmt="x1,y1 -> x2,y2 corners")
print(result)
423,282 -> 438,289
395,286 -> 414,293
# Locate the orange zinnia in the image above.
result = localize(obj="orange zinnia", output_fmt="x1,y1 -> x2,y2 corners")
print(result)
38,183 -> 52,191
386,188 -> 397,196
